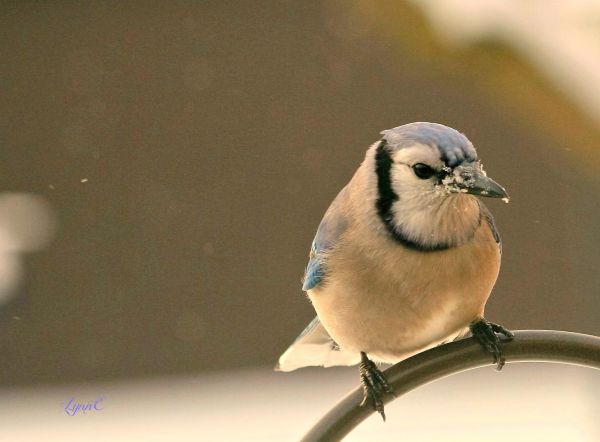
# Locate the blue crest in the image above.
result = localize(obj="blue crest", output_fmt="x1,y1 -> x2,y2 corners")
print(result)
381,122 -> 477,167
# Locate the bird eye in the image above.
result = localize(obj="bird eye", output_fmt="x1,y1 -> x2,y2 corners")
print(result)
412,163 -> 436,179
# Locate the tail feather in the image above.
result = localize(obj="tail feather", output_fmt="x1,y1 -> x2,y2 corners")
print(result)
275,317 -> 360,372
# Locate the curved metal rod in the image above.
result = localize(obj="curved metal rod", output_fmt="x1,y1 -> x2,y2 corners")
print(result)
301,330 -> 600,442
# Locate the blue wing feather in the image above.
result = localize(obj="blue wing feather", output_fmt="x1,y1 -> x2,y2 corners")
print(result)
302,187 -> 349,291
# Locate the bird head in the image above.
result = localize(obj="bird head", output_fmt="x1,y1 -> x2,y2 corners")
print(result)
372,122 -> 507,250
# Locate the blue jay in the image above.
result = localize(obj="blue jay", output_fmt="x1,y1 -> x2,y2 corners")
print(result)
276,122 -> 513,420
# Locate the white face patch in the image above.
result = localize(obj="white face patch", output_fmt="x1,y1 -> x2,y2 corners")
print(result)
386,144 -> 482,248
389,144 -> 445,199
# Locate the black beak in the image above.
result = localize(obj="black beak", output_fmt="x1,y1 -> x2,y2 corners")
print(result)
452,163 -> 509,199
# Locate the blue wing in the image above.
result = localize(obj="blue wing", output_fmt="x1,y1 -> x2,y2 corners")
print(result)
479,201 -> 502,254
302,187 -> 349,291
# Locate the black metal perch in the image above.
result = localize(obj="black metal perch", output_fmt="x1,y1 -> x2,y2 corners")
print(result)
301,330 -> 600,442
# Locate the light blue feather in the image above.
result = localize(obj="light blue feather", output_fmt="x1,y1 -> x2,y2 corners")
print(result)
381,122 -> 477,167
302,187 -> 349,291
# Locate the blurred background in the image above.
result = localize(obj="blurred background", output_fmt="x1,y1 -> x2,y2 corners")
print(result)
0,1 -> 598,440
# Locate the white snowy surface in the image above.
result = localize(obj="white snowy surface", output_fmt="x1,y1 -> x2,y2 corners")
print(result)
0,193 -> 56,305
410,0 -> 600,124
0,363 -> 597,441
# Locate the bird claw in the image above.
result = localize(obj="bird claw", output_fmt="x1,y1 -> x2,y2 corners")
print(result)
470,318 -> 514,370
358,352 -> 396,421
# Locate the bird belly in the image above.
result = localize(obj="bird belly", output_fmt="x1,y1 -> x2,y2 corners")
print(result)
307,224 -> 500,364
309,283 -> 476,363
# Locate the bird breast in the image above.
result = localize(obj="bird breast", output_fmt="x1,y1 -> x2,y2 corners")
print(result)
307,219 -> 501,363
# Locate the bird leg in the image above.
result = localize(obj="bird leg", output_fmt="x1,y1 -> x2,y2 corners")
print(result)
469,318 -> 514,370
358,351 -> 395,421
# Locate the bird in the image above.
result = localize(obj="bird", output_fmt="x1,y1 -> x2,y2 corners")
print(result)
276,122 -> 514,421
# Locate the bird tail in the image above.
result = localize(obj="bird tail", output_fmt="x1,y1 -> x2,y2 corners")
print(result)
275,317 -> 360,372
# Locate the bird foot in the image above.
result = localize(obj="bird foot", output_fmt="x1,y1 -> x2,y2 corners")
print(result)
470,318 -> 514,370
358,351 -> 396,421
